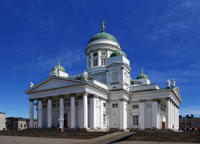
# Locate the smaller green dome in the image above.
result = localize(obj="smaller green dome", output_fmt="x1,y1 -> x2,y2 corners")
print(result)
110,49 -> 127,58
52,60 -> 66,73
136,69 -> 148,79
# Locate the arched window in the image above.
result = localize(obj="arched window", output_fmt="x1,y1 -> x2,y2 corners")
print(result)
112,72 -> 118,83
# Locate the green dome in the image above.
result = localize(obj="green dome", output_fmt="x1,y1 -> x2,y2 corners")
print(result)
110,49 -> 127,58
52,60 -> 66,72
88,31 -> 118,43
136,73 -> 148,79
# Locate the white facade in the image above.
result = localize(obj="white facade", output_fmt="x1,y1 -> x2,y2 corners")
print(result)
0,113 -> 6,130
25,27 -> 182,131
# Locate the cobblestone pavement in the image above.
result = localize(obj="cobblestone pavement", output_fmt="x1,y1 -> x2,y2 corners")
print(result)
0,136 -> 88,144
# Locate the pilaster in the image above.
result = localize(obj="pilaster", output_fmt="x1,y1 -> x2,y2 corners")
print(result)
90,94 -> 96,129
152,98 -> 158,128
139,99 -> 145,130
83,91 -> 88,128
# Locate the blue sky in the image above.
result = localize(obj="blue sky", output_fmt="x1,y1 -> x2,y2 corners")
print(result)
0,0 -> 200,118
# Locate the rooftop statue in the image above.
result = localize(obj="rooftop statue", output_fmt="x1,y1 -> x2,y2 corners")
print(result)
167,79 -> 171,87
29,82 -> 34,88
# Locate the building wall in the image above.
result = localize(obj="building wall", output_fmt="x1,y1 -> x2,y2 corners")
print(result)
0,113 -> 5,130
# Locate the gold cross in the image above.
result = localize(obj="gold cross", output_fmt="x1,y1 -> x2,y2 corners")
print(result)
101,21 -> 106,31
141,68 -> 144,74
101,21 -> 106,26
58,59 -> 60,66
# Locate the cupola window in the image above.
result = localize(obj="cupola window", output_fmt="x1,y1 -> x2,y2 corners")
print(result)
102,52 -> 106,55
94,59 -> 98,66
101,58 -> 106,65
93,53 -> 98,56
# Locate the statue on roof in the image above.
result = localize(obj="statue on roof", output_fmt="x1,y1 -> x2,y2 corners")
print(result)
30,82 -> 34,88
82,70 -> 88,81
167,79 -> 171,87
172,79 -> 176,87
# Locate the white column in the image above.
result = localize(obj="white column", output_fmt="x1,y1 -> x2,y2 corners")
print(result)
59,95 -> 64,129
78,99 -> 82,127
127,101 -> 130,129
83,91 -> 88,128
119,98 -> 126,130
70,93 -> 76,128
29,99 -> 34,128
100,98 -> 104,129
47,97 -> 52,128
175,104 -> 177,129
90,51 -> 93,67
98,50 -> 101,66
172,101 -> 174,129
38,98 -> 43,128
152,99 -> 158,128
139,99 -> 145,130
166,97 -> 170,129
90,95 -> 96,129
170,99 -> 172,128
87,55 -> 89,69
177,106 -> 179,129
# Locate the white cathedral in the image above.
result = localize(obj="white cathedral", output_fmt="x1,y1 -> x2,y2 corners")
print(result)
25,22 -> 182,131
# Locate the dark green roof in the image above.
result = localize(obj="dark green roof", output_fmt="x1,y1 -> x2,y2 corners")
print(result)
52,65 -> 66,72
110,49 -> 127,58
136,73 -> 148,79
88,31 -> 118,43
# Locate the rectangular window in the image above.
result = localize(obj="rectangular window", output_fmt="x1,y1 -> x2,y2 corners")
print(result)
133,105 -> 139,109
133,115 -> 138,125
89,62 -> 91,67
21,124 -> 23,127
52,104 -> 56,107
101,58 -> 106,65
43,105 -> 47,108
103,114 -> 106,125
64,113 -> 68,119
24,124 -> 26,127
194,122 -> 195,126
103,103 -> 106,107
94,59 -> 98,66
102,52 -> 106,55
196,122 -> 198,126
112,103 -> 118,108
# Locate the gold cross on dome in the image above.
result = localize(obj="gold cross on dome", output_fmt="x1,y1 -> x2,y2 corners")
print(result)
101,21 -> 106,31
58,59 -> 60,66
141,68 -> 144,74
101,21 -> 106,26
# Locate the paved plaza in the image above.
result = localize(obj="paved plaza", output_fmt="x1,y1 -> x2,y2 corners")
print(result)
0,136 -> 200,144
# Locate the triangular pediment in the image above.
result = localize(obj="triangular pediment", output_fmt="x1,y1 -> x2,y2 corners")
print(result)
25,77 -> 85,93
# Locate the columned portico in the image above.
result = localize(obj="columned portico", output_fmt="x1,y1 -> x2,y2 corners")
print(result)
38,98 -> 43,128
119,98 -> 126,130
139,99 -> 145,130
59,95 -> 64,129
47,97 -> 52,128
152,98 -> 158,128
83,91 -> 88,128
166,97 -> 170,129
70,93 -> 76,128
90,95 -> 96,129
29,99 -> 34,128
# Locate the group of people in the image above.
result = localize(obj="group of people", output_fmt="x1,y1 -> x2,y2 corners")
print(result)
184,127 -> 200,132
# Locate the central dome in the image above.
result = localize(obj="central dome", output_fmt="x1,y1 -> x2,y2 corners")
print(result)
88,31 -> 118,44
